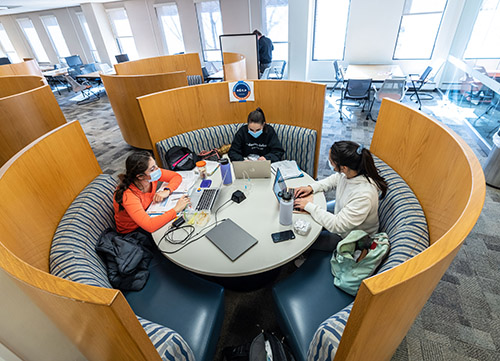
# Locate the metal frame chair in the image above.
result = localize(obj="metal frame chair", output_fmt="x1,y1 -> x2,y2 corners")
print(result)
267,60 -> 286,79
63,74 -> 100,105
408,66 -> 433,110
368,78 -> 407,121
339,78 -> 374,121
329,60 -> 345,96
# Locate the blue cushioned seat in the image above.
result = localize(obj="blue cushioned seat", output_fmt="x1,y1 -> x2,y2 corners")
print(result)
50,174 -> 224,361
156,123 -> 317,176
272,156 -> 430,361
125,249 -> 225,361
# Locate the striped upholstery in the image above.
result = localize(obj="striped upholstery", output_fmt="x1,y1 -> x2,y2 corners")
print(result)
187,75 -> 202,86
156,123 -> 317,176
307,156 -> 429,360
49,174 -> 195,361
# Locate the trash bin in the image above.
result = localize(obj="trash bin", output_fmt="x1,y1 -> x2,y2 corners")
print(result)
484,129 -> 500,188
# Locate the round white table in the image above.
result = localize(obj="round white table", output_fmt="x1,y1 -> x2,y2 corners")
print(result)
152,168 -> 326,277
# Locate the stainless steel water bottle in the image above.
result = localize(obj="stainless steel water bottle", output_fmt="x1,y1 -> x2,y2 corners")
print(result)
279,190 -> 293,226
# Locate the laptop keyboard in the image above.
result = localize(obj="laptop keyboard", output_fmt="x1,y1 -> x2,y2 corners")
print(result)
195,189 -> 217,210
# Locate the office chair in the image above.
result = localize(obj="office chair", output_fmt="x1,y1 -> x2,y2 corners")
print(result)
408,66 -> 433,110
329,60 -> 345,96
63,74 -> 100,105
368,78 -> 407,121
261,67 -> 271,79
461,66 -> 494,107
268,60 -> 286,79
339,78 -> 374,121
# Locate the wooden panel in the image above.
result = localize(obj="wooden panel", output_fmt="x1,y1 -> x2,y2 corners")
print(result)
223,52 -> 247,81
334,99 -> 485,360
0,121 -> 161,361
138,80 -> 326,177
0,60 -> 45,80
114,53 -> 203,80
101,72 -> 188,149
0,75 -> 45,98
0,85 -> 67,167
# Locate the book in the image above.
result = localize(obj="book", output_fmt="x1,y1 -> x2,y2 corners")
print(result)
271,160 -> 304,180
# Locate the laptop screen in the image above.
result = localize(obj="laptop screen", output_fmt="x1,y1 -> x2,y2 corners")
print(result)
273,168 -> 287,201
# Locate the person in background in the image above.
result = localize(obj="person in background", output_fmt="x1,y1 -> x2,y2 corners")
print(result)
114,151 -> 190,234
253,29 -> 274,75
294,141 -> 388,251
228,107 -> 284,163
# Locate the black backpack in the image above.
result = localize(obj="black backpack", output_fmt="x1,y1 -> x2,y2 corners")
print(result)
223,331 -> 295,361
165,146 -> 198,171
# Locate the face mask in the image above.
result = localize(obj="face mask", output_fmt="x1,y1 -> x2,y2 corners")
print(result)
328,161 -> 336,172
248,129 -> 263,138
148,168 -> 161,182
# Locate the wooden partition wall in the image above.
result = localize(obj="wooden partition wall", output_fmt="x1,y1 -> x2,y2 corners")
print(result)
114,53 -> 203,80
0,75 -> 44,98
0,121 -> 162,360
0,85 -> 66,166
101,71 -> 188,149
0,59 -> 45,79
334,99 -> 485,360
223,52 -> 247,81
138,80 -> 326,177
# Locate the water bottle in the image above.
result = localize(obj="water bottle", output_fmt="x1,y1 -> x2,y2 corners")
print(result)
219,158 -> 232,185
279,190 -> 293,226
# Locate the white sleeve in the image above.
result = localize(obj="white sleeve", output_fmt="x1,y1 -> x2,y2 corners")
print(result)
304,194 -> 373,235
309,173 -> 340,194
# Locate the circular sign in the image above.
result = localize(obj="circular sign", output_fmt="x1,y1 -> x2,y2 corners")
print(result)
232,81 -> 251,101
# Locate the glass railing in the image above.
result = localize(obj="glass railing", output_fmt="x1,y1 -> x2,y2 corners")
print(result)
437,56 -> 500,153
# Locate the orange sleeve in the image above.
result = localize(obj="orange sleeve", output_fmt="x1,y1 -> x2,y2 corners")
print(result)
122,191 -> 177,233
159,169 -> 182,191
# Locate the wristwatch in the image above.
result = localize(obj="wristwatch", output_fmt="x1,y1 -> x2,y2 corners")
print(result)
162,187 -> 171,193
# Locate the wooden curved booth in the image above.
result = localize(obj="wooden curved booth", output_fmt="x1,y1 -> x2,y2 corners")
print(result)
0,59 -> 45,79
0,75 -> 45,98
330,99 -> 485,360
137,80 -> 326,177
0,121 -> 164,360
0,84 -> 66,166
114,53 -> 203,80
223,52 -> 247,81
101,71 -> 188,149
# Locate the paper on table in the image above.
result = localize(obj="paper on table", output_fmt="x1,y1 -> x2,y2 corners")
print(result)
271,160 -> 304,180
146,171 -> 197,216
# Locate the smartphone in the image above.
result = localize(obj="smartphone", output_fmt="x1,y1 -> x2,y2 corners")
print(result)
272,230 -> 295,243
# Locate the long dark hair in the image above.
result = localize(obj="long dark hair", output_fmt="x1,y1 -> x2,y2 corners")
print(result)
330,141 -> 388,198
115,151 -> 153,211
247,107 -> 267,132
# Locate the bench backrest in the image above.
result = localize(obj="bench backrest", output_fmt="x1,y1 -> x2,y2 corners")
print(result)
0,75 -> 45,97
156,123 -> 317,176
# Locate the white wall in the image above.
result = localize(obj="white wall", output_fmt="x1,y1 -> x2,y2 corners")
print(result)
220,0 -> 251,34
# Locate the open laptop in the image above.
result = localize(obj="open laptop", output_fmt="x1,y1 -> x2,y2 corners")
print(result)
273,167 -> 295,202
233,160 -> 271,179
189,181 -> 222,211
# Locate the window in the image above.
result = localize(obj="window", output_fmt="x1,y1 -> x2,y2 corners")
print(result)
464,0 -> 500,59
16,18 -> 50,63
155,3 -> 185,55
393,0 -> 447,59
40,15 -> 70,59
263,0 -> 288,61
0,23 -> 21,63
195,0 -> 223,62
107,8 -> 139,60
312,0 -> 350,61
76,12 -> 100,62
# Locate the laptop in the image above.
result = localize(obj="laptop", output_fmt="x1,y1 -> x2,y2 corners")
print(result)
273,167 -> 295,202
204,219 -> 258,261
189,182 -> 222,211
233,160 -> 271,179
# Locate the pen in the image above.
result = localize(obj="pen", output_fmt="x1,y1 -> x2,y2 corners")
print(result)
207,163 -> 220,176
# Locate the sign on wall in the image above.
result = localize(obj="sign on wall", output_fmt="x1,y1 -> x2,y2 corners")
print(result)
228,81 -> 254,102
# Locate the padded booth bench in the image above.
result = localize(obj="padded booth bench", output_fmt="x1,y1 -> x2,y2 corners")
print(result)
156,123 -> 317,176
50,173 -> 225,361
272,156 -> 430,360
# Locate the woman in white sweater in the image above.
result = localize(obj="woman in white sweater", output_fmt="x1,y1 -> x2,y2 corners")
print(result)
294,141 -> 388,251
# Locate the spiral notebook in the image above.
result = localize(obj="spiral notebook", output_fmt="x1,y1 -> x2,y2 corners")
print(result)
204,219 -> 258,261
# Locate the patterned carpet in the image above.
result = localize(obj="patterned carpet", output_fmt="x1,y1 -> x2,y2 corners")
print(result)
55,84 -> 500,361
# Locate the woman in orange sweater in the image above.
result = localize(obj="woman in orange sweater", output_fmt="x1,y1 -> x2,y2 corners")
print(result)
114,151 -> 190,234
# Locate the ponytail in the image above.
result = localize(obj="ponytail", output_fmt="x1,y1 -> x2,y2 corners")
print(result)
248,107 -> 266,125
114,151 -> 154,211
330,141 -> 388,199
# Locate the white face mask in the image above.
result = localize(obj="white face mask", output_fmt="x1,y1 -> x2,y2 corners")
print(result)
148,168 -> 161,182
328,160 -> 336,172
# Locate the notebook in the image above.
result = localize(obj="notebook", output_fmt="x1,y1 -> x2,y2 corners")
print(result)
233,160 -> 271,179
204,219 -> 258,261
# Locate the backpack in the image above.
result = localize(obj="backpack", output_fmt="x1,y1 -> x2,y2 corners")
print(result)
165,146 -> 198,171
331,230 -> 390,296
223,331 -> 295,361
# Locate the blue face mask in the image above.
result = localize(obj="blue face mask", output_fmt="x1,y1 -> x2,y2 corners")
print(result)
148,168 -> 161,182
248,129 -> 263,138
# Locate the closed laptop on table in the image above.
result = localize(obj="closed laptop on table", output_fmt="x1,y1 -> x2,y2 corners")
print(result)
204,219 -> 258,261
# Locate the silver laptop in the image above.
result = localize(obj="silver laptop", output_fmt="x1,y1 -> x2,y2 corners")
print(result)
233,160 -> 271,179
204,219 -> 258,261
189,182 -> 222,211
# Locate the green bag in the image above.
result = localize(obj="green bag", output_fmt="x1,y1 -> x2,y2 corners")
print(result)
330,230 -> 390,296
